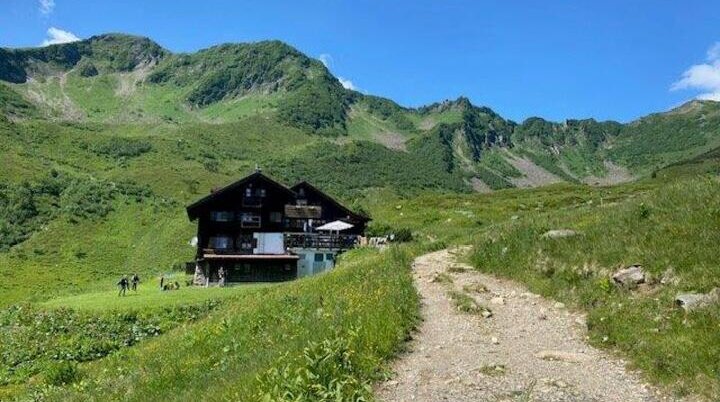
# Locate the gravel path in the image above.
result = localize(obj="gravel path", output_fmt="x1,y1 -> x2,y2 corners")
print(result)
376,248 -> 683,402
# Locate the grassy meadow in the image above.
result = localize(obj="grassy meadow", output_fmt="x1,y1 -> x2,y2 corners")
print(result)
8,246 -> 423,401
40,277 -> 267,312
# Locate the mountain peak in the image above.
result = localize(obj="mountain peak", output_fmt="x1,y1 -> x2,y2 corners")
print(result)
664,99 -> 719,116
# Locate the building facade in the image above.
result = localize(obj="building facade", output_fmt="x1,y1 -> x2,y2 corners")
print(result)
186,171 -> 369,284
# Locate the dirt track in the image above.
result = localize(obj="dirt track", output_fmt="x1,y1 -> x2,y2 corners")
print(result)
376,248 -> 684,402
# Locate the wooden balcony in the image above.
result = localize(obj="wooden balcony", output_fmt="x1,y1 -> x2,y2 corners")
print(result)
284,233 -> 358,250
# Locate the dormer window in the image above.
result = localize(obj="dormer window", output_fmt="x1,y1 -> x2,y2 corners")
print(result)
243,186 -> 262,207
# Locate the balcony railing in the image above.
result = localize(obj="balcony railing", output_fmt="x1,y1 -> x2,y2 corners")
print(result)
202,233 -> 359,256
284,233 -> 358,250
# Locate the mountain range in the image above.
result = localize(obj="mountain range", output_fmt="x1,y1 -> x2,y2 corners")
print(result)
2,32 -> 720,194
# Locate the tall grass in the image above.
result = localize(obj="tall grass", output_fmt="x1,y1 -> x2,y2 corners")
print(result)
23,246 -> 421,401
469,177 -> 720,398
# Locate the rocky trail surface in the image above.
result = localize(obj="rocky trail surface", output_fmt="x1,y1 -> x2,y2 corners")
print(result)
376,248 -> 685,402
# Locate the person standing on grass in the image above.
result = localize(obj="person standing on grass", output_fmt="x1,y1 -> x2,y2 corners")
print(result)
131,273 -> 140,291
160,275 -> 165,291
117,275 -> 129,297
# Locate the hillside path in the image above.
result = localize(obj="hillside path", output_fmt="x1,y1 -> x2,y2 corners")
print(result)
375,248 -> 681,402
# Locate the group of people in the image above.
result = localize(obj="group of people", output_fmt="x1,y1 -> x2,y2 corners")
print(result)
116,274 -> 140,296
159,275 -> 182,291
118,268 -> 227,295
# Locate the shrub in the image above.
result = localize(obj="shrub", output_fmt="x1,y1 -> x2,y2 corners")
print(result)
366,224 -> 413,242
77,61 -> 98,77
202,159 -> 220,173
257,333 -> 372,402
44,362 -> 81,386
90,138 -> 152,159
60,179 -> 115,221
393,228 -> 413,243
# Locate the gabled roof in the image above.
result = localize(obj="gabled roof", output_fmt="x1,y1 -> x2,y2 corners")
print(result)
291,181 -> 370,222
186,171 -> 295,220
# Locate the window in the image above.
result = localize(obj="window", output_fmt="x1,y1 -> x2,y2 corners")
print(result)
210,211 -> 233,222
269,212 -> 283,223
314,253 -> 324,262
259,188 -> 267,197
240,213 -> 261,228
209,236 -> 232,249
325,253 -> 334,261
236,235 -> 256,251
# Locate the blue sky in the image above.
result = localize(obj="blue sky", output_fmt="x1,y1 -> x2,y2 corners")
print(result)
2,0 -> 720,122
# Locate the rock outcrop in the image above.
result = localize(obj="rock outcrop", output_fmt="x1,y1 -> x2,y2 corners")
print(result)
541,229 -> 578,239
612,265 -> 646,289
675,288 -> 720,312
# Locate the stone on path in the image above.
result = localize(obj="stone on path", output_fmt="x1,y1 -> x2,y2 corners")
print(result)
535,350 -> 589,363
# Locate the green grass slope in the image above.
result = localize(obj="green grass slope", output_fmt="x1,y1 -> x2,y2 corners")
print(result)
468,177 -> 720,398
11,247 -> 420,401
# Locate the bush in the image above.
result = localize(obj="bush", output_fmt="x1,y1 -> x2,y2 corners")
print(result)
77,61 -> 98,77
393,228 -> 413,243
44,362 -> 81,386
60,179 -> 116,221
257,333 -> 372,401
202,159 -> 220,173
90,138 -> 152,159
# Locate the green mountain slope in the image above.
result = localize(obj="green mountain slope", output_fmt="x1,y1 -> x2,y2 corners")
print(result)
2,34 -> 720,188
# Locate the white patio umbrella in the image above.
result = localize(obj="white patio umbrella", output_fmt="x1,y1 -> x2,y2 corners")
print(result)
316,220 -> 354,232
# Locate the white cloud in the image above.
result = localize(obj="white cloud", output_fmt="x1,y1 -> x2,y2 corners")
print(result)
41,27 -> 80,46
671,42 -> 720,101
318,53 -> 359,91
39,0 -> 55,15
338,77 -> 356,91
318,53 -> 333,68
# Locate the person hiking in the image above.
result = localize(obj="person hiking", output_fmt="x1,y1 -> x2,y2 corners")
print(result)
131,273 -> 140,291
117,275 -> 129,297
159,275 -> 165,291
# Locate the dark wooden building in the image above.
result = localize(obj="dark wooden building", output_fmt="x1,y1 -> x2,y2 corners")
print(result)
186,170 -> 369,284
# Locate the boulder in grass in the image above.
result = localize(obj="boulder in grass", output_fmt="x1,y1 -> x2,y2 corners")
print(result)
675,288 -> 720,312
612,265 -> 646,289
541,229 -> 578,239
